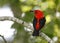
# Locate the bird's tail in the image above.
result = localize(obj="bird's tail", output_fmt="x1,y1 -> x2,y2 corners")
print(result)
32,30 -> 39,36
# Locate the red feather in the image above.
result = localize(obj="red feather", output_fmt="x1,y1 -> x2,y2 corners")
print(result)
34,10 -> 44,30
35,19 -> 40,30
35,22 -> 40,30
32,10 -> 46,36
34,10 -> 44,19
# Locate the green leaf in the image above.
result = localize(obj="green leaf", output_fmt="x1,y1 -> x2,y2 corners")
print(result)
22,11 -> 34,22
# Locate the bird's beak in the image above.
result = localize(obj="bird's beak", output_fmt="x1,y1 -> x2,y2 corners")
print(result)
30,10 -> 34,12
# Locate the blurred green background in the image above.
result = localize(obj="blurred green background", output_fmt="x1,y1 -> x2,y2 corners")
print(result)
0,0 -> 60,43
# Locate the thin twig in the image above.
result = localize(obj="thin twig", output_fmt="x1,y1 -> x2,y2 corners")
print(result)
0,16 -> 54,43
0,35 -> 7,43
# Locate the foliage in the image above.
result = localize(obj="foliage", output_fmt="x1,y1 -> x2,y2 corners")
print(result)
0,0 -> 60,43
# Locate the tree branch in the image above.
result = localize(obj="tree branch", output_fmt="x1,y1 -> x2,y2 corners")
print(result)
0,35 -> 7,43
39,32 -> 54,43
0,16 -> 54,43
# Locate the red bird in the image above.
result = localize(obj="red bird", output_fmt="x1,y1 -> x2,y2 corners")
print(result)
30,10 -> 46,36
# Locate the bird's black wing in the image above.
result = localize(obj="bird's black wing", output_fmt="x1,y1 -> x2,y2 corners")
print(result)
40,17 -> 46,29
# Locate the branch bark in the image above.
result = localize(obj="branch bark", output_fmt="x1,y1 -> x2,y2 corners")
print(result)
0,35 -> 7,43
0,16 -> 54,43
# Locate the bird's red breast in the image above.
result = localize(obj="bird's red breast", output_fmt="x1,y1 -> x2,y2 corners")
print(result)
36,22 -> 40,30
34,10 -> 44,19
35,19 -> 40,30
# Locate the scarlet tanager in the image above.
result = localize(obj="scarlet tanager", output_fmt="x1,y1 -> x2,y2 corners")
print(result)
30,10 -> 46,36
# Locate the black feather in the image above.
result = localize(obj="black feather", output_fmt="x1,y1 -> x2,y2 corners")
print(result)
32,17 -> 46,36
